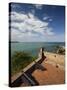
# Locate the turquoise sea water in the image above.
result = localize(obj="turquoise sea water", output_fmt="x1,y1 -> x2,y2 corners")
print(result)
11,42 -> 65,57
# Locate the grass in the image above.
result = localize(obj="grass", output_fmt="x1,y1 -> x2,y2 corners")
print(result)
11,51 -> 37,76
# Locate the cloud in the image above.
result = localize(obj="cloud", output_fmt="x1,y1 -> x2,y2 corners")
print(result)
45,27 -> 54,36
10,11 -> 54,41
43,16 -> 49,20
43,16 -> 53,22
49,19 -> 52,22
45,34 -> 65,42
34,4 -> 43,9
10,3 -> 22,10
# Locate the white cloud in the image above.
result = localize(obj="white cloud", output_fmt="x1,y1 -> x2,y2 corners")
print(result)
11,3 -> 22,9
11,28 -> 21,41
49,18 -> 52,21
10,12 -> 28,22
45,34 -> 65,42
43,16 -> 49,20
43,16 -> 53,22
34,4 -> 43,9
10,11 -> 54,42
45,28 -> 54,36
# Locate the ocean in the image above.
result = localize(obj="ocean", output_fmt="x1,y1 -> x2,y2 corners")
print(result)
11,42 -> 65,57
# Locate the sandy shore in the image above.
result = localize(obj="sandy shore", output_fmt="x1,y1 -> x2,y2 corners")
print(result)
32,52 -> 65,85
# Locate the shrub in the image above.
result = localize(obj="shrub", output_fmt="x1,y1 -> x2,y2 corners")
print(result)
11,51 -> 37,76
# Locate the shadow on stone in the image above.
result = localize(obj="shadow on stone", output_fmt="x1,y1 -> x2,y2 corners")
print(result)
35,63 -> 47,71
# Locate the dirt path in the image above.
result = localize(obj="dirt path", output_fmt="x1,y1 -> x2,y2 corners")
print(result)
32,60 -> 65,85
11,52 -> 65,86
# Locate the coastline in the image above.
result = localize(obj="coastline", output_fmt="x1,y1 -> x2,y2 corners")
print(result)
11,51 -> 65,86
44,51 -> 65,70
32,51 -> 65,85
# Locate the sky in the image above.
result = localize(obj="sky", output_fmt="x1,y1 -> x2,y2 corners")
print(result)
9,3 -> 65,42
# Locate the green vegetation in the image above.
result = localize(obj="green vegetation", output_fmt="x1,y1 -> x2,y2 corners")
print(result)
57,47 -> 65,55
55,45 -> 65,55
11,51 -> 37,76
